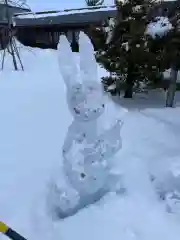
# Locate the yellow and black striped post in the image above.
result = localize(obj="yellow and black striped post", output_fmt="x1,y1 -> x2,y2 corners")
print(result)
0,221 -> 27,240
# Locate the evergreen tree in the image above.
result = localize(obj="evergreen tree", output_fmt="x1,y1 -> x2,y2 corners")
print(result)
85,0 -> 104,6
96,0 -> 161,98
146,6 -> 180,106
85,0 -> 108,55
165,16 -> 180,107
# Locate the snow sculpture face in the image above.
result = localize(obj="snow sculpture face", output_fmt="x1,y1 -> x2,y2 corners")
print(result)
67,81 -> 105,121
57,32 -> 105,122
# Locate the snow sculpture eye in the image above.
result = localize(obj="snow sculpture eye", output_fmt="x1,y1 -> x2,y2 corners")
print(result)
80,172 -> 86,178
74,107 -> 81,115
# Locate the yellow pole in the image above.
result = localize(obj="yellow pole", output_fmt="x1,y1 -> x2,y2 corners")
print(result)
0,221 -> 27,240
0,221 -> 8,233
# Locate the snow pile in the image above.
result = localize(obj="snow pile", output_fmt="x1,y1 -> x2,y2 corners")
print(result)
146,16 -> 173,39
1,42 -> 59,72
137,107 -> 180,213
1,36 -> 180,240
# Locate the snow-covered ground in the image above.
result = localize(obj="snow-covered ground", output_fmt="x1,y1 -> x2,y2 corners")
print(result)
1,43 -> 180,240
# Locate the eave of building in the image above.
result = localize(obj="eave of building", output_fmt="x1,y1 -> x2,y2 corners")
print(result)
13,0 -> 180,29
14,5 -> 117,28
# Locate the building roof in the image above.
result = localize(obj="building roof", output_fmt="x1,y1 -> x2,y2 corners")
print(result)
13,5 -> 117,27
13,1 -> 180,28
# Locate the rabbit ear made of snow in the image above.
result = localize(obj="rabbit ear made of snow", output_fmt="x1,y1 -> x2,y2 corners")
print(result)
79,32 -> 98,84
57,34 -> 79,89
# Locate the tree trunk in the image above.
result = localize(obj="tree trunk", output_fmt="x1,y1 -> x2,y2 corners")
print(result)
124,66 -> 134,98
115,76 -> 121,96
166,66 -> 178,107
124,83 -> 133,98
5,0 -> 18,71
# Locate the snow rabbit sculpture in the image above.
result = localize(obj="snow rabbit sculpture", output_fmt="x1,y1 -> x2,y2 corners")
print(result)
48,32 -> 123,219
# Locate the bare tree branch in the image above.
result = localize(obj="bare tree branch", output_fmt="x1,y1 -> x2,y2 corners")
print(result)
0,0 -> 27,70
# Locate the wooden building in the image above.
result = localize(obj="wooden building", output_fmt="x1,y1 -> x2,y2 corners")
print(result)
0,1 -> 179,52
13,5 -> 117,51
13,1 -> 180,52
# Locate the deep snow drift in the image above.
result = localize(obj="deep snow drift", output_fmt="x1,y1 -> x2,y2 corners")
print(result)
1,41 -> 180,240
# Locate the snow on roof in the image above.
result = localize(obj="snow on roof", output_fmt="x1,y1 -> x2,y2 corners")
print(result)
15,5 -> 116,19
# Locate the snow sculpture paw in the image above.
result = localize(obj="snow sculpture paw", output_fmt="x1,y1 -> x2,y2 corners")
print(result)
47,180 -> 80,219
48,32 -> 123,219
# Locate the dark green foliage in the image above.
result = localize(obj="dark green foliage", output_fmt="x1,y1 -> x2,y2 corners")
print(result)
85,0 -> 108,53
146,8 -> 180,106
148,16 -> 180,70
99,0 -> 165,97
147,10 -> 180,107
85,0 -> 104,6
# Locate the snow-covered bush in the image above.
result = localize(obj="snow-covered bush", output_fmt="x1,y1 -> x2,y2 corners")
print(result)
146,17 -> 173,39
